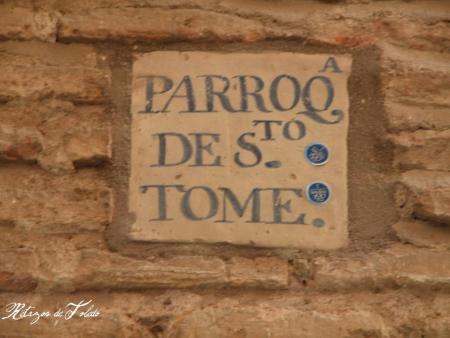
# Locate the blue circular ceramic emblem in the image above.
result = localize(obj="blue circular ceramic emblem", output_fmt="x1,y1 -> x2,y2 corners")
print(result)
304,143 -> 329,166
307,182 -> 331,205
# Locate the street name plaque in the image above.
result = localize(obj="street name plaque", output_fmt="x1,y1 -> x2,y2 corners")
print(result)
128,52 -> 351,249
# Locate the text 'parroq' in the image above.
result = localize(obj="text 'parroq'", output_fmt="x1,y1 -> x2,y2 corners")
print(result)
129,52 -> 351,249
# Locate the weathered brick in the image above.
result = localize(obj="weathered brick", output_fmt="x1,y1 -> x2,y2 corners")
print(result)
374,19 -> 450,53
5,241 -> 450,293
401,170 -> 450,225
162,292 -> 450,338
0,4 -> 35,39
385,101 -> 450,132
393,221 -> 450,250
227,256 -> 289,289
0,41 -> 110,103
73,253 -> 291,291
312,244 -> 450,291
382,44 -> 450,133
1,291 -> 448,337
3,0 -> 449,51
384,67 -> 450,108
0,2 -> 448,337
219,0 -> 450,24
36,0 -> 212,11
170,299 -> 385,337
382,45 -> 450,110
0,231 -> 109,292
58,8 -> 266,42
0,249 -> 39,292
0,234 -> 293,291
212,1 -> 450,50
0,3 -> 57,42
319,19 -> 447,52
0,100 -> 111,173
0,166 -> 111,233
76,251 -> 227,290
0,293 -> 151,337
389,130 -> 450,171
55,4 -> 450,50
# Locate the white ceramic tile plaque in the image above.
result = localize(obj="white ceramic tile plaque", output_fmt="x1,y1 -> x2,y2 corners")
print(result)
128,52 -> 351,249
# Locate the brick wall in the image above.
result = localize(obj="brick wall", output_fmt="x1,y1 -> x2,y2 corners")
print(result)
0,0 -> 449,337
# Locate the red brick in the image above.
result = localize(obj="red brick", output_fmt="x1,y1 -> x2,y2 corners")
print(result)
58,8 -> 266,42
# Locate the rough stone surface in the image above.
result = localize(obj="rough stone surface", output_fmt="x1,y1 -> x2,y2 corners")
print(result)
166,293 -> 450,338
76,251 -> 228,290
382,45 -> 450,108
0,231 -> 107,292
385,101 -> 450,132
393,221 -> 450,250
389,130 -> 450,171
0,291 -> 449,337
0,166 -> 111,233
383,64 -> 449,109
2,238 -> 449,293
0,42 -> 110,103
0,239 -> 291,291
0,5 -> 37,40
59,8 -> 266,42
312,244 -> 450,291
400,170 -> 450,225
0,100 -> 111,173
50,1 -> 450,51
0,3 -> 57,42
382,44 -> 450,134
0,1 -> 449,336
227,257 -> 289,289
0,249 -> 39,292
0,230 -> 290,292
